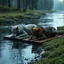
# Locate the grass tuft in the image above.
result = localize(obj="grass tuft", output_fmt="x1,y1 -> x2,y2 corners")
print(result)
34,36 -> 64,64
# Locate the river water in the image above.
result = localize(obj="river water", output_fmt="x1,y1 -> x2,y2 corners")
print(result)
39,11 -> 64,29
0,11 -> 64,64
0,27 -> 44,64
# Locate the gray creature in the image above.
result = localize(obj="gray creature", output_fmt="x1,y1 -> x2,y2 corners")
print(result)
11,24 -> 37,38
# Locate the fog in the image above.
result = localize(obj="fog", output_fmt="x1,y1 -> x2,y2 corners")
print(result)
53,0 -> 64,11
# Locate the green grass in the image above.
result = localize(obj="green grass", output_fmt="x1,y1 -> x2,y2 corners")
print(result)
0,18 -> 5,22
0,11 -> 43,21
0,10 -> 45,17
0,6 -> 55,22
57,26 -> 64,31
34,36 -> 64,64
0,9 -> 54,22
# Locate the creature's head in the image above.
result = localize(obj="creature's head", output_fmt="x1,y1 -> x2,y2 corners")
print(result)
32,27 -> 39,32
32,27 -> 44,36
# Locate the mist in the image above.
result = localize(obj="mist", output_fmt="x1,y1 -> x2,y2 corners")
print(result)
53,0 -> 64,11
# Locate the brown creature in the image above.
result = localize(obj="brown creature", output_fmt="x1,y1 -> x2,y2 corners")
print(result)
31,27 -> 46,40
31,27 -> 57,40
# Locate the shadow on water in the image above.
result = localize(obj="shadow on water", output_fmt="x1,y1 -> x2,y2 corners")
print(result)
0,27 -> 44,64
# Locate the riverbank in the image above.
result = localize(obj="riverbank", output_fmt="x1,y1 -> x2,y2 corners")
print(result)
34,36 -> 64,64
0,10 -> 54,26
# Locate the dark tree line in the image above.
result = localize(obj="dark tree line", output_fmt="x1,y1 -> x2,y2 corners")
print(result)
38,0 -> 53,10
0,0 -> 54,11
0,0 -> 11,7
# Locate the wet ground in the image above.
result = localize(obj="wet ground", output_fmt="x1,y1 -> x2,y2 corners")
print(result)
0,11 -> 64,64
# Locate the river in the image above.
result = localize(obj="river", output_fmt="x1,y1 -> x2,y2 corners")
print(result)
39,11 -> 64,29
0,11 -> 64,64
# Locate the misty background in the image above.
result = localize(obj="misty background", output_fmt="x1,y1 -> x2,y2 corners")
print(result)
0,0 -> 64,11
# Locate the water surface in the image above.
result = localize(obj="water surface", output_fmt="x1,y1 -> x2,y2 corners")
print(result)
0,27 -> 44,64
0,11 -> 64,64
39,11 -> 64,29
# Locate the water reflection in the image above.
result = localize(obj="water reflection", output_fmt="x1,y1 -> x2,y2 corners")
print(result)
11,41 -> 43,64
0,40 -> 43,64
0,27 -> 43,64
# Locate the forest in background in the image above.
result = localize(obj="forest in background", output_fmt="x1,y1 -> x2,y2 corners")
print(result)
0,0 -> 54,24
0,0 -> 53,12
54,0 -> 64,10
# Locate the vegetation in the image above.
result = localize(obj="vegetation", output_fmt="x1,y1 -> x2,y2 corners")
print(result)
57,26 -> 64,31
0,0 -> 54,22
0,6 -> 17,12
0,6 -> 55,22
0,0 -> 64,64
38,0 -> 53,10
0,0 -> 54,11
0,9 -> 47,21
34,36 -> 64,64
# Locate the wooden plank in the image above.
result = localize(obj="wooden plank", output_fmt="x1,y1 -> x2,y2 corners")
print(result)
35,35 -> 63,43
3,34 -> 63,44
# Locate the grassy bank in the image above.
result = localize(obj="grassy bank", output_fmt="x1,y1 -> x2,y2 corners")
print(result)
34,36 -> 64,64
0,10 -> 54,22
0,10 -> 46,21
0,6 -> 54,22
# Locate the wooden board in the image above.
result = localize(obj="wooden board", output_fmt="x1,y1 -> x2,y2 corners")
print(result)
3,34 -> 63,44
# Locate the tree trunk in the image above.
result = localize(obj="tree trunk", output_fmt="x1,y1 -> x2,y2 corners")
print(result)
2,0 -> 5,6
23,0 -> 27,12
17,0 -> 20,10
2,0 -> 7,6
8,0 -> 11,7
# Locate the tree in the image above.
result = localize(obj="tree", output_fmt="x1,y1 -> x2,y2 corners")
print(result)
28,0 -> 38,10
17,0 -> 20,10
1,0 -> 7,6
8,0 -> 11,7
38,0 -> 53,10
22,0 -> 27,12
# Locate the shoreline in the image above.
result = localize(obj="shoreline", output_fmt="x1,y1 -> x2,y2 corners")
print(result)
0,10 -> 54,26
34,36 -> 64,64
0,18 -> 40,26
